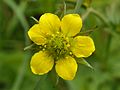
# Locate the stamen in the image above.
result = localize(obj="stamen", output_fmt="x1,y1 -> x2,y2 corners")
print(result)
44,45 -> 47,48
52,34 -> 55,37
65,37 -> 69,42
66,56 -> 68,59
70,52 -> 72,55
43,48 -> 45,51
45,32 -> 71,60
56,31 -> 60,34
66,44 -> 70,47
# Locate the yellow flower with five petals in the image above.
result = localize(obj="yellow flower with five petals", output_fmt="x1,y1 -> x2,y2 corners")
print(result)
28,13 -> 95,80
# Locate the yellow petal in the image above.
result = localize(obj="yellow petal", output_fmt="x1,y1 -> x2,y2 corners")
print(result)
70,36 -> 95,57
61,14 -> 82,37
55,56 -> 78,80
30,51 -> 54,75
39,13 -> 61,34
28,24 -> 46,45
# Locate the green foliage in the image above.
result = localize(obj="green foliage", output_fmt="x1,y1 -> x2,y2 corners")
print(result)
0,0 -> 120,90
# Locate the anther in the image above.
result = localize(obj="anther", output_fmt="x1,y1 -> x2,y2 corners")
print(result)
66,56 -> 68,59
70,52 -> 72,55
44,45 -> 47,48
66,44 -> 70,47
43,48 -> 45,51
52,34 -> 55,37
56,31 -> 60,34
65,37 -> 69,42
46,33 -> 49,35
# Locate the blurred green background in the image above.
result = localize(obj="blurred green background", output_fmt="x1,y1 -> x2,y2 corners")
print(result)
0,0 -> 120,90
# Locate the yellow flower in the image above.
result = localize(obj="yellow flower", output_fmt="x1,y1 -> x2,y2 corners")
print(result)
28,13 -> 95,80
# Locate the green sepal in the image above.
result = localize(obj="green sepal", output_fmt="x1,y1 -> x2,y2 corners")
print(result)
24,43 -> 35,51
79,29 -> 95,35
76,58 -> 93,69
79,26 -> 98,35
30,16 -> 39,23
24,43 -> 43,53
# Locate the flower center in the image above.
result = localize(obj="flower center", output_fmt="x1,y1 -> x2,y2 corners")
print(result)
44,32 -> 70,60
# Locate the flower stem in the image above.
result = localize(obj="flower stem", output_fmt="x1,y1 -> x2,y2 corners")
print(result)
82,8 -> 92,21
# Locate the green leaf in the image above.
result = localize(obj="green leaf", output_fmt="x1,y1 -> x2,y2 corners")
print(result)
76,58 -> 93,69
4,0 -> 30,46
6,1 -> 27,38
106,0 -> 120,25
